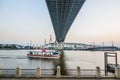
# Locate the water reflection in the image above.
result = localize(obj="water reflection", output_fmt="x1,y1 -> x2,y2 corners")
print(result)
53,50 -> 67,75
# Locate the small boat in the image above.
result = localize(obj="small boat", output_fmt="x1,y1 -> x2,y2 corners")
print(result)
27,50 -> 60,59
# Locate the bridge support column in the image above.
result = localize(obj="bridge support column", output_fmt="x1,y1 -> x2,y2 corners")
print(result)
36,67 -> 41,78
115,67 -> 120,78
56,66 -> 61,78
76,66 -> 81,78
16,67 -> 21,78
58,42 -> 64,50
96,66 -> 101,78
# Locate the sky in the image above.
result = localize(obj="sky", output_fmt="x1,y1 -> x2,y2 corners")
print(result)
0,0 -> 120,46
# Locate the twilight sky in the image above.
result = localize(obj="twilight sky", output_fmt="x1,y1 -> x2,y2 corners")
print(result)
0,0 -> 120,46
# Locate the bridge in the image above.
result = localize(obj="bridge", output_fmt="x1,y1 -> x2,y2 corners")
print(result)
44,42 -> 94,50
46,0 -> 86,49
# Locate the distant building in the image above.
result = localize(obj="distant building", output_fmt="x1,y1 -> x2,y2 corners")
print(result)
0,44 -> 24,49
87,46 -> 119,51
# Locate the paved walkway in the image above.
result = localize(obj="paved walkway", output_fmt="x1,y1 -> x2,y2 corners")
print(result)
0,78 -> 120,80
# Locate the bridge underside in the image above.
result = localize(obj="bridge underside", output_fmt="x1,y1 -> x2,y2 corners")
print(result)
46,0 -> 85,42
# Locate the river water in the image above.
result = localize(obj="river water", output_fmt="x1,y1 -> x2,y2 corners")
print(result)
0,50 -> 119,69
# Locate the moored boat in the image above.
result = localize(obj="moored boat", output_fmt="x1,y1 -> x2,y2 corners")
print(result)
27,50 -> 60,59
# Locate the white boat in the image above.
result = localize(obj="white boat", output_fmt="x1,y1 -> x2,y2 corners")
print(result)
27,51 -> 60,59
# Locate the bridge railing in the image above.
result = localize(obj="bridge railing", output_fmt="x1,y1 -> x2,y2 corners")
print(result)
0,66 -> 120,78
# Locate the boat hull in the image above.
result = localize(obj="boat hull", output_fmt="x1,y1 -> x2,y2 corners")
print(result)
27,51 -> 60,59
27,55 -> 60,59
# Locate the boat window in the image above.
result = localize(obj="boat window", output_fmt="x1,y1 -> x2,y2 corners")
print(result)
30,52 -> 33,54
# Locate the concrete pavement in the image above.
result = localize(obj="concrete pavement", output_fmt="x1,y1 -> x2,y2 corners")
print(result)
0,77 -> 120,80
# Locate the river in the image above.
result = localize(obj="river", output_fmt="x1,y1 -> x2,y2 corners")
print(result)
0,50 -> 119,69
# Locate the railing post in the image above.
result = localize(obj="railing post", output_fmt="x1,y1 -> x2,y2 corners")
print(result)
56,66 -> 61,78
36,67 -> 41,78
115,67 -> 120,78
0,67 -> 2,77
96,66 -> 101,78
76,66 -> 81,78
16,67 -> 21,78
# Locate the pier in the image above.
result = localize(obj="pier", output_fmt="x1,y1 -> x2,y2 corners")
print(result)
104,52 -> 120,76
